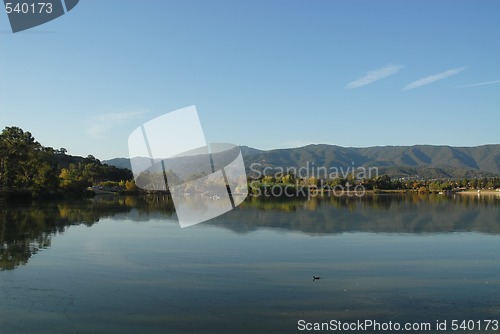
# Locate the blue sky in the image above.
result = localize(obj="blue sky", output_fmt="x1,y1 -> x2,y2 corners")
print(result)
1,0 -> 499,159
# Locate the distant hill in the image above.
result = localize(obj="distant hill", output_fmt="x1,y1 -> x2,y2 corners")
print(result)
104,144 -> 500,179
103,157 -> 133,171
244,144 -> 500,179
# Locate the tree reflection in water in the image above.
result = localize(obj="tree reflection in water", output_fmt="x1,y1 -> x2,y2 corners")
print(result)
0,194 -> 175,270
1,193 -> 498,270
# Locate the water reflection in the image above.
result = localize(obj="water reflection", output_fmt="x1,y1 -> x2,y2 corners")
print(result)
221,194 -> 500,235
0,195 -> 174,270
0,194 -> 498,270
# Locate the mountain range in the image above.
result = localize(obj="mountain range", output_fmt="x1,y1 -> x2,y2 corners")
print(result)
104,144 -> 500,179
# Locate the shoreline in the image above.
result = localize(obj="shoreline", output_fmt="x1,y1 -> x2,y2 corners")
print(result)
455,190 -> 500,196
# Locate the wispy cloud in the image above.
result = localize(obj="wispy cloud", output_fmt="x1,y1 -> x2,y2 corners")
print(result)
403,67 -> 466,90
458,80 -> 500,88
346,64 -> 404,89
86,108 -> 149,138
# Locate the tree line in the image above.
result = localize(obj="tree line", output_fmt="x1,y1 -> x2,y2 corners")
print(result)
2,126 -> 498,198
0,126 -> 132,197
249,171 -> 500,194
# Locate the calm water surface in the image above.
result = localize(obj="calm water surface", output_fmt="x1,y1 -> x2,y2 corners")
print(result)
1,194 -> 499,333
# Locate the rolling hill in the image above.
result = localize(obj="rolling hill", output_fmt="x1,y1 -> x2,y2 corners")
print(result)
104,144 -> 500,179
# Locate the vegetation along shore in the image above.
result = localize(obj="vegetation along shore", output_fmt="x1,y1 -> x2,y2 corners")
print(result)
1,126 -> 499,200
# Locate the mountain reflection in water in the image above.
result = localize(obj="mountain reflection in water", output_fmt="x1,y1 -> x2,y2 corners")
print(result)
1,193 -> 498,270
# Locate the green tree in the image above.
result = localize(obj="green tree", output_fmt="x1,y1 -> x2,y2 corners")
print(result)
329,177 -> 347,187
373,174 -> 392,190
262,175 -> 276,184
282,173 -> 296,184
59,164 -> 91,192
0,127 -> 59,193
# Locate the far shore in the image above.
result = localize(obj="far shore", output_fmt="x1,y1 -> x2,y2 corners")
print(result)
456,189 -> 500,196
310,189 -> 500,196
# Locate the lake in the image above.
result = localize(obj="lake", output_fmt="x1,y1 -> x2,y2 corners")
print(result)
1,194 -> 499,333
